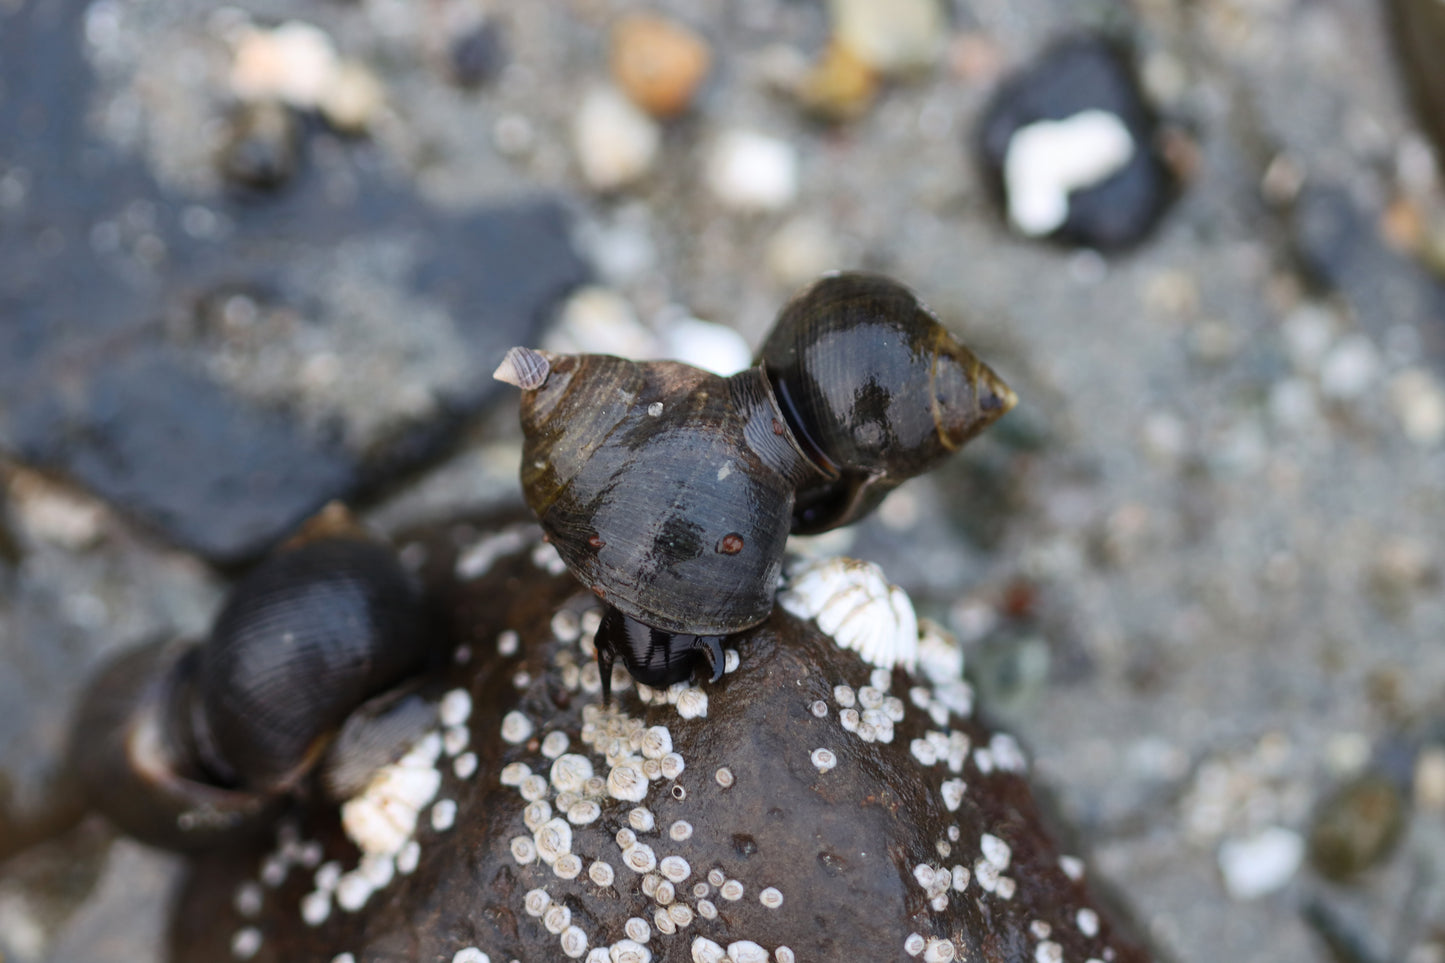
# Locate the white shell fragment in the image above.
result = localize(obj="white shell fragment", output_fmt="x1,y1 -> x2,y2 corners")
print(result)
1003,110 -> 1135,236
780,558 -> 919,671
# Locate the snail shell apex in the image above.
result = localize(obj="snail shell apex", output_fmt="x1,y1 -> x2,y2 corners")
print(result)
510,353 -> 816,637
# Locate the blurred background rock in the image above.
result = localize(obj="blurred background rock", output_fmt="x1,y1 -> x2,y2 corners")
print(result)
2,0 -> 1445,960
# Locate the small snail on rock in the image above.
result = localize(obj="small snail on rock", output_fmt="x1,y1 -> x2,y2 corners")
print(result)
70,510 -> 440,849
495,272 -> 1016,699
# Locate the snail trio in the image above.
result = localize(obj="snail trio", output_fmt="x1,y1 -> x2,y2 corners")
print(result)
72,272 -> 1015,848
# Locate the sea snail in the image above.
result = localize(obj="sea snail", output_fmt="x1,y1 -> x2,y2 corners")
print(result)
70,521 -> 435,849
495,272 -> 1016,699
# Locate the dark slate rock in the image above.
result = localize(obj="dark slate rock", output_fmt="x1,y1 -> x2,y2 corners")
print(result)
0,0 -> 588,564
448,20 -> 508,89
978,35 -> 1176,250
1293,184 -> 1445,365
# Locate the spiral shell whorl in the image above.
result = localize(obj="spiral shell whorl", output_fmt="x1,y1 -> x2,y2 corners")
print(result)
759,272 -> 1016,533
196,536 -> 426,793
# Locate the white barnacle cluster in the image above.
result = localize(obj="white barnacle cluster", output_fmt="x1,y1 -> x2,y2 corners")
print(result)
779,557 -> 919,671
317,685 -> 481,923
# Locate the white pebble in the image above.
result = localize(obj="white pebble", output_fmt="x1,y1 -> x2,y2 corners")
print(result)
497,629 -> 520,656
1077,907 -> 1100,938
1034,941 -> 1062,963
230,927 -> 262,959
706,130 -> 798,212
1218,826 -> 1304,900
573,87 -> 660,192
940,779 -> 966,811
454,752 -> 478,779
397,841 -> 421,875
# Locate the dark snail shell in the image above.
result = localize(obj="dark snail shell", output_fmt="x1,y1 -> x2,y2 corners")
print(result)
498,272 -> 1015,696
510,352 -> 820,638
194,536 -> 429,794
759,272 -> 1017,533
70,638 -> 282,850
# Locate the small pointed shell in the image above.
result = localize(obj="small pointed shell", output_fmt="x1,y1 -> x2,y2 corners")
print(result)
494,346 -> 552,390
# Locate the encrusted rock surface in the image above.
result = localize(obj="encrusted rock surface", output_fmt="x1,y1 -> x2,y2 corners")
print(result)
170,531 -> 1150,963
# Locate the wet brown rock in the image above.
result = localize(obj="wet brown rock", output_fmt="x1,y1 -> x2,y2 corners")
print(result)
1308,773 -> 1407,882
610,14 -> 712,120
170,530 -> 1152,963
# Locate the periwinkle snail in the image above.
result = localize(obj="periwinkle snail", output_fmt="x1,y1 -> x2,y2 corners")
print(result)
495,272 -> 1016,700
70,514 -> 435,849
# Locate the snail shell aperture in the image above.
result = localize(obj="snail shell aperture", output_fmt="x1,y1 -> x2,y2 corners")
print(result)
72,527 -> 437,847
497,272 -> 1015,697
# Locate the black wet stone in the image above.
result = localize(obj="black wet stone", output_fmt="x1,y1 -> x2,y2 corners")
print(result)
449,20 -> 508,88
978,35 -> 1175,250
0,0 -> 588,564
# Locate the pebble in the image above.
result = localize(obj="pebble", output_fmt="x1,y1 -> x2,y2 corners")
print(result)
1318,334 -> 1381,399
794,41 -> 878,122
218,101 -> 300,191
766,216 -> 842,288
573,87 -> 661,192
1388,368 -> 1445,444
828,0 -> 944,76
610,14 -> 712,119
1307,774 -> 1406,881
705,130 -> 799,212
979,36 -> 1174,249
1217,826 -> 1305,900
317,61 -> 385,135
230,21 -> 341,110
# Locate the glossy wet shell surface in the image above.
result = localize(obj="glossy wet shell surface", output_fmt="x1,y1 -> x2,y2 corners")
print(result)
198,537 -> 427,792
518,355 -> 797,636
758,273 -> 1015,534
170,529 -> 1153,963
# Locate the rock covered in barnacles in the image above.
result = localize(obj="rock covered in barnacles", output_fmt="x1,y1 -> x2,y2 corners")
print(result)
169,524 -> 1153,963
979,36 -> 1175,249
